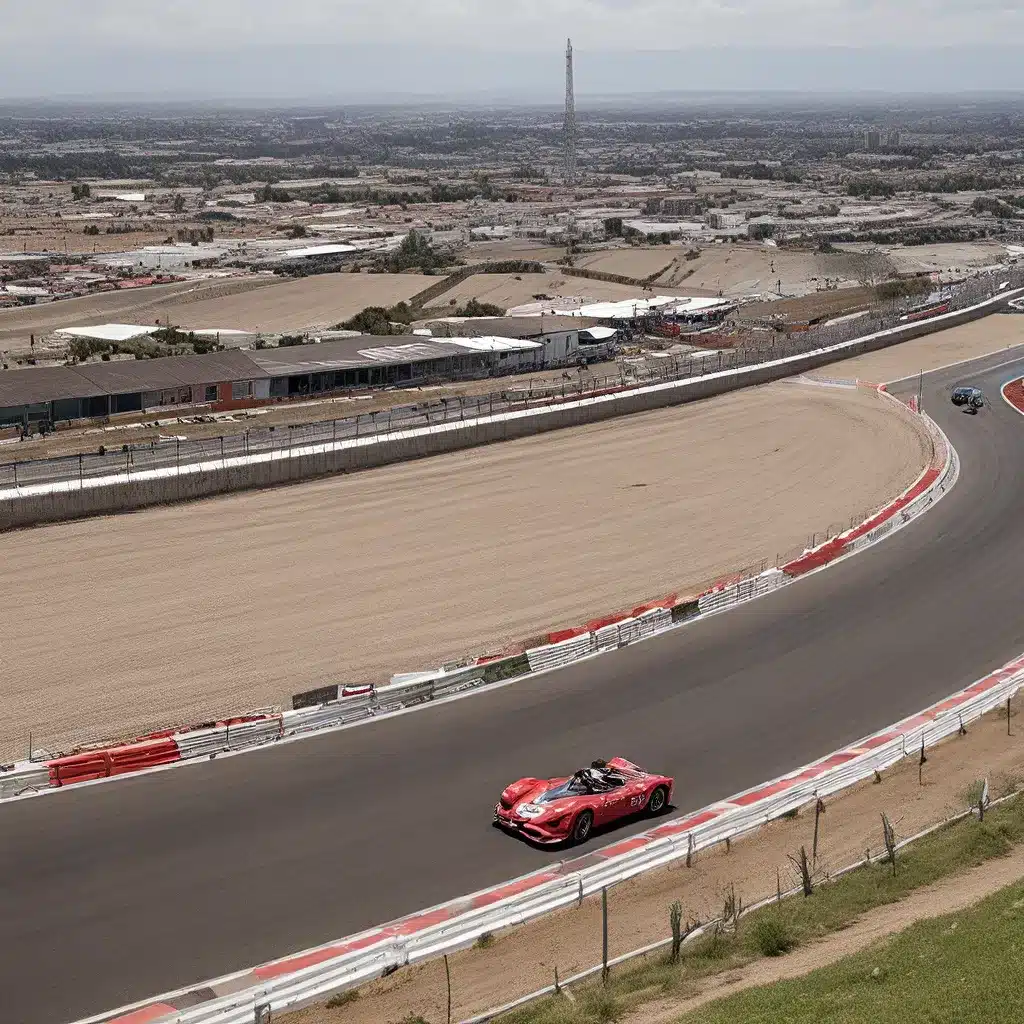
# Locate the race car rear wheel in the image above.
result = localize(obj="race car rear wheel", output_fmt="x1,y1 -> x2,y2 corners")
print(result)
647,786 -> 668,816
572,810 -> 594,844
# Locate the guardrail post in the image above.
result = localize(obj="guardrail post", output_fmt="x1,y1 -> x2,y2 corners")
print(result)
12,461 -> 17,488
175,438 -> 180,475
78,453 -> 84,490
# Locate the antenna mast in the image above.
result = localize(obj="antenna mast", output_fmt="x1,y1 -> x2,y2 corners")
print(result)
564,38 -> 577,186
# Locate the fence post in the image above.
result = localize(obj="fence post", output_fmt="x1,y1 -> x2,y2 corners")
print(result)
79,453 -> 84,490
220,435 -> 225,467
125,450 -> 131,479
332,419 -> 337,444
176,438 -> 180,475
601,888 -> 609,983
12,461 -> 17,488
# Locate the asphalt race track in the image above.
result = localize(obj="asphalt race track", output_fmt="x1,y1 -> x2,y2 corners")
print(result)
3,350 -> 1024,1024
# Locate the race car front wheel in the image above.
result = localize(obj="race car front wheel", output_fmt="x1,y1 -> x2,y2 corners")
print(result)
647,786 -> 668,816
572,810 -> 594,844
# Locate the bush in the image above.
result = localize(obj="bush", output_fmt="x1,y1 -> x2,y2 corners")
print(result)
749,917 -> 796,957
454,298 -> 505,318
325,989 -> 358,1008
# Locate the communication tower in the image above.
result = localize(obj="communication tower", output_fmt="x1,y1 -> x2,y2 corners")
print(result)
564,38 -> 577,185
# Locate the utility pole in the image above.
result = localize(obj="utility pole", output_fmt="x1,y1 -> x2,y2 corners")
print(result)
564,38 -> 577,186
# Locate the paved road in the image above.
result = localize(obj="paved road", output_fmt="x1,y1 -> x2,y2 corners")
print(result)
2,351 -> 1023,1024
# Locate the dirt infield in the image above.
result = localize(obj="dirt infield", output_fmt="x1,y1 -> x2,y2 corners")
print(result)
0,276 -> 275,352
0,383 -> 928,761
654,244 -> 874,298
431,272 -> 693,311
150,272 -> 436,333
825,313 -> 1024,384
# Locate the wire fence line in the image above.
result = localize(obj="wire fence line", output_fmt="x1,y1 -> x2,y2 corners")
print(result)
1,268 -> 1021,494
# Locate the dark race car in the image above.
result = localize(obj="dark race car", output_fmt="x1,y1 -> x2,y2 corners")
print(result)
951,386 -> 985,413
494,757 -> 674,846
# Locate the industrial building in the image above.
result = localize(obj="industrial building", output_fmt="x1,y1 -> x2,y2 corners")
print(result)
0,332 -> 567,432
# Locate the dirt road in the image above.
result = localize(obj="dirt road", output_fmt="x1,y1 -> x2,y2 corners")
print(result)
0,383 -> 927,761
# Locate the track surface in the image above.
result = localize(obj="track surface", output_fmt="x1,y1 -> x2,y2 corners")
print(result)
3,352 -> 1024,1024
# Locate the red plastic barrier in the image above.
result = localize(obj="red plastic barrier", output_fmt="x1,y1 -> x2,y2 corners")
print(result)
49,751 -> 110,786
547,626 -> 589,644
106,738 -> 181,777
631,594 -> 678,617
781,536 -> 849,577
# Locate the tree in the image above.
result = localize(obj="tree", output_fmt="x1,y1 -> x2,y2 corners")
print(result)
172,193 -> 186,213
454,298 -> 505,318
71,183 -> 91,201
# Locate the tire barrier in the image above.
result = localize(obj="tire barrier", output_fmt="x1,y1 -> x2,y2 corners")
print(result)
91,646 -> 1024,1024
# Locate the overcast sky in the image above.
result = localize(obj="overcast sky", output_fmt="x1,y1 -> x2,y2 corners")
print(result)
2,1 -> 1023,100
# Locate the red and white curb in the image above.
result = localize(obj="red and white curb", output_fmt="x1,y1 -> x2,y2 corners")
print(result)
1001,375 -> 1024,417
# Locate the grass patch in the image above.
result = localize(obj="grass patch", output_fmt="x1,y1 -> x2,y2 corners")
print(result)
686,878 -> 1024,1023
476,931 -> 495,949
670,600 -> 701,624
493,794 -> 1024,1024
482,654 -> 531,685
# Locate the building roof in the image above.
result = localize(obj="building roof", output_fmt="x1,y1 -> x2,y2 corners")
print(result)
0,334 -> 541,409
0,366 -> 107,408
421,315 -> 595,338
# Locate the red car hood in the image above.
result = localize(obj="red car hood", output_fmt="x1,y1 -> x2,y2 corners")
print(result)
500,776 -> 578,816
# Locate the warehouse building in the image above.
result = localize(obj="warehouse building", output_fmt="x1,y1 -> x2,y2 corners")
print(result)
0,335 -> 545,432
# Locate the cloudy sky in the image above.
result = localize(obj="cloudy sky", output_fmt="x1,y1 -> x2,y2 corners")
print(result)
2,0 -> 1023,100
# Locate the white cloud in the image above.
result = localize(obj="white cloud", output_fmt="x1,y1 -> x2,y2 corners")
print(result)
1,0 -> 1022,51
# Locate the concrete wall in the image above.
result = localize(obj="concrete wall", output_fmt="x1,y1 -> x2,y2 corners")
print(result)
0,295 -> 1015,531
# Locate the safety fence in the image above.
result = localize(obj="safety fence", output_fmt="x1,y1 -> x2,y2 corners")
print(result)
1,266 -> 1020,499
0,392 -> 954,809
86,639 -> 1024,1024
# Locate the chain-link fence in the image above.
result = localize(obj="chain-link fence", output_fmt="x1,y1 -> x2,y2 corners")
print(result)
2,268 -> 1021,495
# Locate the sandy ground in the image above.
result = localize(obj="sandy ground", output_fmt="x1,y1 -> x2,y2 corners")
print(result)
0,384 -> 927,761
655,245 -> 874,299
150,273 -> 436,334
465,241 -> 568,264
824,313 -> 1024,385
578,249 -> 680,281
285,706 -> 1024,1024
845,241 -> 1013,276
433,273 -> 693,310
0,277 -> 274,354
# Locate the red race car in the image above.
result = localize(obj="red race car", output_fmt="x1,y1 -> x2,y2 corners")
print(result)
494,757 -> 674,845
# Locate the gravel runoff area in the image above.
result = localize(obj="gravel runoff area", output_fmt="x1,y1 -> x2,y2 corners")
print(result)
283,705 -> 1024,1024
0,382 -> 929,762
